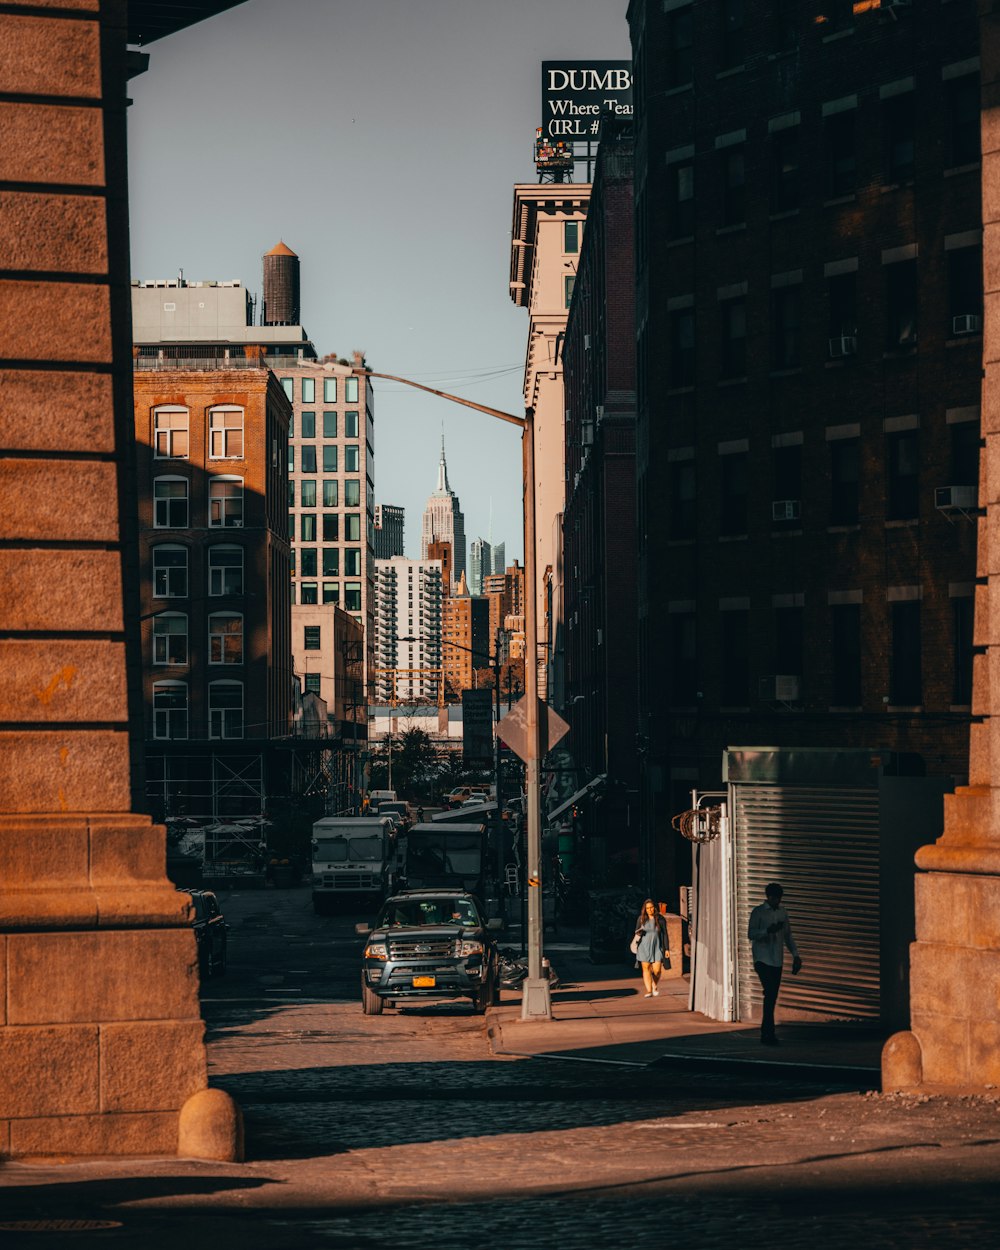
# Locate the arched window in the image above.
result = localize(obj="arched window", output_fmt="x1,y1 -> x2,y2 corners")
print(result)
209,680 -> 243,739
208,545 -> 244,596
153,406 -> 189,459
152,681 -> 188,740
208,476 -> 243,528
208,612 -> 243,665
152,544 -> 188,598
153,476 -> 189,528
208,405 -> 244,460
152,612 -> 188,666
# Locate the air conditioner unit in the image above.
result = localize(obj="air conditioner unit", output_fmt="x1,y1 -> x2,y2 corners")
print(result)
771,499 -> 801,522
952,314 -> 982,336
583,334 -> 591,350
759,675 -> 801,702
828,335 -> 857,358
935,485 -> 977,510
581,420 -> 594,447
595,404 -> 605,423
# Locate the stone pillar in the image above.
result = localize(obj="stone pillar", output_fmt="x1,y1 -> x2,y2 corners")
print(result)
0,0 -> 235,1157
882,2 -> 1000,1092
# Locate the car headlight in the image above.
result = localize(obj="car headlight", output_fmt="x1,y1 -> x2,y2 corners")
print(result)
364,942 -> 387,960
457,940 -> 484,957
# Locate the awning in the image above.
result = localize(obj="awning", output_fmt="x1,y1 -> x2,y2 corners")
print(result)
546,774 -> 606,823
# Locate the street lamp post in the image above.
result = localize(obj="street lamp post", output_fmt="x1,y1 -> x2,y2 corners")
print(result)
362,370 -> 551,1020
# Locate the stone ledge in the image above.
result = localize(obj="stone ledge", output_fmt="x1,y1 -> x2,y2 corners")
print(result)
0,885 -> 190,930
9,1111 -> 178,1158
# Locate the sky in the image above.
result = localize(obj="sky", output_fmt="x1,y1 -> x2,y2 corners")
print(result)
128,0 -> 632,564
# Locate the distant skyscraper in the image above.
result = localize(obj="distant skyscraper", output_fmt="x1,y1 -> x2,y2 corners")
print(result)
374,504 -> 405,559
491,541 -> 505,578
469,537 -> 489,595
421,434 -> 466,583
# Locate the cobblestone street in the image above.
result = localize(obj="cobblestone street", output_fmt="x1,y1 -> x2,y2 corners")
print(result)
3,886 -> 1000,1248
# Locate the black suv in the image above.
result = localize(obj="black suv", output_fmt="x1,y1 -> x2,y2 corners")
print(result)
179,888 -> 228,978
357,889 -> 502,1015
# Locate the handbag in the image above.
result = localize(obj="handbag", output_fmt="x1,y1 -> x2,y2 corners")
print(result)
629,931 -> 641,956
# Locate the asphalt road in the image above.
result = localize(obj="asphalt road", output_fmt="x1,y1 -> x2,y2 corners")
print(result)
3,884 -> 1000,1248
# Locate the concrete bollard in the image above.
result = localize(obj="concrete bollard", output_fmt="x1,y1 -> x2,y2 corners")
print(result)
178,1088 -> 244,1161
881,1030 -> 923,1092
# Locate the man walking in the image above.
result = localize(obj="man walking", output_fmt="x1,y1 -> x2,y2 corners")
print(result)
747,881 -> 802,1045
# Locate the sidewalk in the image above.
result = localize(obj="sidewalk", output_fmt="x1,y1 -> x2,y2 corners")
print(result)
488,937 -> 887,1087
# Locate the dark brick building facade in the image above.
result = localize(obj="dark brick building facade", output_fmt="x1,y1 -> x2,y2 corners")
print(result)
628,0 -> 982,897
562,120 -> 640,879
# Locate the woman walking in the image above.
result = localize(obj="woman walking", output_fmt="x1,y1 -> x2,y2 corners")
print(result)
634,898 -> 669,998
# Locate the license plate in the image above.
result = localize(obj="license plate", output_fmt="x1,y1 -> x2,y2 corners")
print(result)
412,975 -> 436,987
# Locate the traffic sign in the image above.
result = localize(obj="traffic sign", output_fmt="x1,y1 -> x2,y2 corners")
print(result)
496,698 -> 570,763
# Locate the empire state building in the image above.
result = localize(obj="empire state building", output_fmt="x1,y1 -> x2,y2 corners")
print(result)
420,435 -> 466,585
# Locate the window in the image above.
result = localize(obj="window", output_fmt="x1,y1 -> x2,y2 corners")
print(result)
345,513 -> 362,541
720,145 -> 745,225
668,161 -> 695,240
946,73 -> 980,167
770,127 -> 799,213
831,604 -> 861,704
288,413 -> 294,438
721,611 -> 749,704
887,430 -> 919,520
720,452 -> 748,535
152,612 -> 187,665
208,612 -> 243,665
669,613 -> 697,703
564,275 -> 575,308
300,411 -> 316,439
345,581 -> 362,612
950,421 -> 980,487
323,377 -> 337,403
345,411 -> 360,437
953,595 -> 974,705
288,481 -> 295,508
345,480 -> 361,507
300,548 -> 317,577
668,461 -> 696,539
883,93 -> 915,183
300,446 -> 317,473
772,445 -> 801,523
208,681 -> 243,739
288,446 -> 295,473
153,681 -> 187,740
301,480 -> 317,508
304,625 -> 321,650
322,548 -> 339,576
209,477 -> 243,528
344,548 -> 361,576
154,408 -> 189,458
669,309 -> 695,387
948,247 -> 983,332
829,439 -> 860,525
302,377 -> 315,404
153,545 -> 187,598
322,514 -> 339,541
720,298 -> 746,378
345,376 -> 359,403
828,272 -> 857,347
323,411 -> 338,438
301,513 -> 317,542
280,378 -> 293,401
300,582 -> 318,605
824,110 -> 856,198
890,601 -> 922,705
320,447 -> 336,475
208,545 -> 243,596
322,480 -> 338,508
719,0 -> 744,71
345,445 -> 360,472
885,259 -> 918,348
304,673 -> 322,696
209,407 -> 244,459
322,582 -> 339,604
771,286 -> 800,369
667,5 -> 693,88
774,607 -> 803,677
564,221 -> 579,253
153,477 -> 188,528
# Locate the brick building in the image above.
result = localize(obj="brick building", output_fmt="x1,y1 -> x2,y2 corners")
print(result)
133,366 -> 292,820
561,117 -> 639,876
628,0 -> 982,897
484,561 -> 526,659
442,571 -> 491,700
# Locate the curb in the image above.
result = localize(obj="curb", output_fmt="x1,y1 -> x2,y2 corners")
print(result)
651,1049 -> 880,1089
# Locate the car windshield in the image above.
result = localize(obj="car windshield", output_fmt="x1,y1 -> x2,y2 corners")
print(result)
315,836 -> 382,862
379,898 -> 480,928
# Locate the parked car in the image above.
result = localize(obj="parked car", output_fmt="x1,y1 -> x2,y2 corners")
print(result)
444,785 -> 492,809
179,888 -> 228,978
356,888 -> 503,1015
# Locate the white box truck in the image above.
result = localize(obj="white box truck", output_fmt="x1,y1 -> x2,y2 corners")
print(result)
311,816 -> 397,913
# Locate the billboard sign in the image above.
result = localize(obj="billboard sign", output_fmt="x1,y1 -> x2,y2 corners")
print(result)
462,689 -> 494,766
541,61 -> 633,141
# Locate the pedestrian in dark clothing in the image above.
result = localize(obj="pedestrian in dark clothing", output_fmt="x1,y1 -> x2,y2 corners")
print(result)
747,882 -> 802,1045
